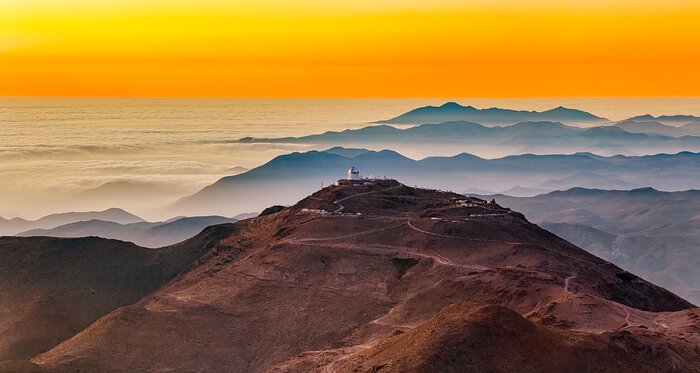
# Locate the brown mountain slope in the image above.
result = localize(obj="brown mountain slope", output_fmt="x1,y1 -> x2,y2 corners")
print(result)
331,304 -> 700,373
487,188 -> 700,305
0,224 -> 234,363
16,180 -> 700,372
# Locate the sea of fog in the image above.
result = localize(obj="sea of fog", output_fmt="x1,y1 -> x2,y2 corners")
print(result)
2,97 -> 700,219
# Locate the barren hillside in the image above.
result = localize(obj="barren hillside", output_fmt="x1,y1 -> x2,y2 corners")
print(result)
3,181 -> 698,372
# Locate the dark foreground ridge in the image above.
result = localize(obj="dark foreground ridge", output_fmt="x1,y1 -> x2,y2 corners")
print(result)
2,180 -> 699,372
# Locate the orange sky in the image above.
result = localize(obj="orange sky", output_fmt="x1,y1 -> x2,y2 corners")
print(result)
2,0 -> 700,97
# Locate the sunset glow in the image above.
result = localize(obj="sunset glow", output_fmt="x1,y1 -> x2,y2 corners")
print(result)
2,0 -> 700,97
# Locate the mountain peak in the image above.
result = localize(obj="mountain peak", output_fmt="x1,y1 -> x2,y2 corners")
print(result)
5,179 -> 698,372
322,146 -> 372,158
629,186 -> 659,194
439,101 -> 474,110
440,101 -> 461,107
629,114 -> 656,120
293,178 -> 484,216
377,103 -> 606,125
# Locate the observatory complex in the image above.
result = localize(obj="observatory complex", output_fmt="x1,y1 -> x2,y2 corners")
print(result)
348,166 -> 360,180
336,166 -> 395,187
337,166 -> 364,185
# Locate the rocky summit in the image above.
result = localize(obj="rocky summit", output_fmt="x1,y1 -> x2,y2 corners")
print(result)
3,180 -> 699,372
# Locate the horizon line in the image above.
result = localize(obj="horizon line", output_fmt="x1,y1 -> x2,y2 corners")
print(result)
3,95 -> 700,100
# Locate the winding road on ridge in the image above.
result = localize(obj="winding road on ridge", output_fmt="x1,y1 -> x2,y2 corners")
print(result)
332,185 -> 402,213
562,273 -> 641,330
307,186 -> 662,372
406,220 -> 522,245
564,274 -> 577,294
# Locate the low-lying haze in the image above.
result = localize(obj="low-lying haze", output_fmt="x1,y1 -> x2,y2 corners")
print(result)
3,97 -> 700,219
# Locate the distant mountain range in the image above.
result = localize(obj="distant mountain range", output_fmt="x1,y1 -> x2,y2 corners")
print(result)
17,215 -> 239,248
238,119 -> 700,157
627,114 -> 700,126
610,119 -> 700,137
1,208 -> 254,247
371,102 -> 699,128
374,102 -> 609,125
168,147 -> 700,216
0,208 -> 144,236
484,188 -> 700,304
241,120 -> 579,143
233,103 -> 700,158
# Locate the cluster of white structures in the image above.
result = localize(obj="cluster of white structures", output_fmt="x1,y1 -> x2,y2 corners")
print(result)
299,167 -> 513,222
300,208 -> 330,215
300,208 -> 362,217
334,167 -> 387,186
454,199 -> 478,208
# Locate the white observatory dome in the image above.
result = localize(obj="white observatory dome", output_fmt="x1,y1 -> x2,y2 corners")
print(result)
347,166 -> 360,180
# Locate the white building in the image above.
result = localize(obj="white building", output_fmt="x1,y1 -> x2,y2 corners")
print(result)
347,166 -> 360,180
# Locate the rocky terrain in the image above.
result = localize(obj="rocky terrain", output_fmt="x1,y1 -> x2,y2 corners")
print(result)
488,188 -> 700,305
2,180 -> 699,372
0,227 -> 229,366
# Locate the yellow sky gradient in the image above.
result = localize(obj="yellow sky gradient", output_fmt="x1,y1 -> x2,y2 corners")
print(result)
2,0 -> 700,97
